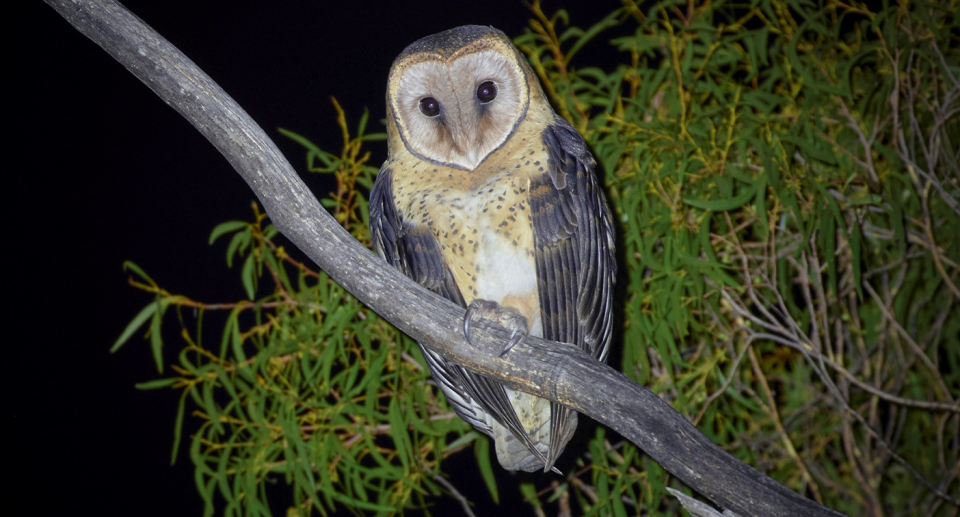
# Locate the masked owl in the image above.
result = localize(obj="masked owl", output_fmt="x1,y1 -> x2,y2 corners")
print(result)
369,25 -> 616,473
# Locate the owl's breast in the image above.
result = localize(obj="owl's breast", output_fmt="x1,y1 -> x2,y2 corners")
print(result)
392,162 -> 542,336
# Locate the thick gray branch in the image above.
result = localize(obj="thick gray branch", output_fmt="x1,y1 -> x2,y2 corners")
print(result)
46,1 -> 844,516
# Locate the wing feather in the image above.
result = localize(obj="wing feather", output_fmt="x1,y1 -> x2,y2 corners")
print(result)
533,120 -> 617,469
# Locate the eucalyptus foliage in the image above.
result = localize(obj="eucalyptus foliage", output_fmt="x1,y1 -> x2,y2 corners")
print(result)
117,1 -> 960,515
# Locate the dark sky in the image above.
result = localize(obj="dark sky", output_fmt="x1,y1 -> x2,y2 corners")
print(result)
15,1 -> 619,515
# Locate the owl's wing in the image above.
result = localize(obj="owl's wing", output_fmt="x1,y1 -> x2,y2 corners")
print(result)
532,119 -> 617,468
369,168 -> 464,304
370,167 -> 551,467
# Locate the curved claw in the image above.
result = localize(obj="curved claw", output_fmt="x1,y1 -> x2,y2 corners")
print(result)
462,307 -> 475,345
500,328 -> 527,356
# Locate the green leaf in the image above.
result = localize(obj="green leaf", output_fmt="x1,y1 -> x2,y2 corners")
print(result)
474,436 -> 499,503
387,398 -> 411,472
241,254 -> 256,299
278,127 -> 324,154
122,260 -> 156,286
112,300 -> 159,353
135,377 -> 176,389
225,228 -> 250,268
781,134 -> 838,165
263,224 -> 279,240
682,185 -> 757,211
360,132 -> 387,142
519,483 -> 543,510
171,389 -> 188,465
209,221 -> 247,245
149,298 -> 167,373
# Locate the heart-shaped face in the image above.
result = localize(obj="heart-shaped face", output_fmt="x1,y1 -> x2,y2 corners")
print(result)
386,26 -> 530,171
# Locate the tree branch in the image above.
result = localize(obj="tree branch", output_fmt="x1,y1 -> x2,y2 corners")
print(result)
45,1 -> 844,515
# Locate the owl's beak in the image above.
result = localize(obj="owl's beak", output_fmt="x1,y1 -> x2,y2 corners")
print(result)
448,119 -> 482,170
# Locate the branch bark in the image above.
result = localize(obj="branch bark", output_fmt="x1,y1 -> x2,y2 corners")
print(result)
45,1 -> 845,516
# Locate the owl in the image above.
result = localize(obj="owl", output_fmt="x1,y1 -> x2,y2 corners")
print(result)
369,25 -> 616,473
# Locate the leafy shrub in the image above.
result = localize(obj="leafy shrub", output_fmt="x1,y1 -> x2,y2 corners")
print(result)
118,1 -> 959,515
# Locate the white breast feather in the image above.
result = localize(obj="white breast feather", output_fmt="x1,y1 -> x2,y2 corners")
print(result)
475,231 -> 533,297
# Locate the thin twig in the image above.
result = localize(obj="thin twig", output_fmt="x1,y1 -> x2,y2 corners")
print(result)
432,473 -> 478,517
863,281 -> 953,400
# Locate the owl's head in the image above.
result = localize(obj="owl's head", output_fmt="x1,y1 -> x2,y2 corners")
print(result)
386,26 -> 534,171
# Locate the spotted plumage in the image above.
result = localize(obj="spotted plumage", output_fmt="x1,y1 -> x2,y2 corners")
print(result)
369,25 -> 616,472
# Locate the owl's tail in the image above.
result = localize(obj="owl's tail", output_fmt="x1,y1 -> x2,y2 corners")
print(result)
491,391 -> 576,473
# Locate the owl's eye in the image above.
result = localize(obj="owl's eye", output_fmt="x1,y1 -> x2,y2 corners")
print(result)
476,81 -> 498,103
419,97 -> 441,117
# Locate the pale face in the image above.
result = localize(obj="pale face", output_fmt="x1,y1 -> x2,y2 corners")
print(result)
389,49 -> 529,170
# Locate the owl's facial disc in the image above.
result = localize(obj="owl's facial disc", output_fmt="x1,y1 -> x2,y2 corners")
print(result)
391,49 -> 529,170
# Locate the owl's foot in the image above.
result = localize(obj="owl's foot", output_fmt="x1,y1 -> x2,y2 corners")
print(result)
463,299 -> 528,356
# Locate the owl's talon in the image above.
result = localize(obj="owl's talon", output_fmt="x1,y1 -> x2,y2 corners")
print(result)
463,300 -> 493,345
463,299 -> 529,354
463,316 -> 472,345
500,328 -> 527,356
462,306 -> 477,345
